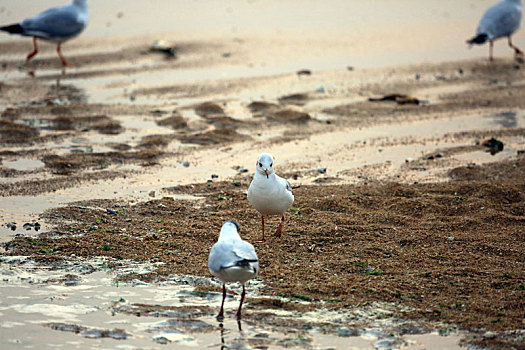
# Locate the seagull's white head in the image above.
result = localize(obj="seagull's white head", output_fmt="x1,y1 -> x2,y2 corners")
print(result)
218,220 -> 241,241
255,153 -> 274,178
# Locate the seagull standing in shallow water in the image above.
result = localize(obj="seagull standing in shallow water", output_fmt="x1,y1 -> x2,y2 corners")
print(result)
247,153 -> 294,241
0,0 -> 89,66
467,0 -> 523,61
208,220 -> 259,320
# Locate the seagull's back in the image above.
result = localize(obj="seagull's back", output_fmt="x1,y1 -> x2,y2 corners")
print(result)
248,173 -> 294,216
478,0 -> 522,40
19,1 -> 89,42
208,223 -> 258,284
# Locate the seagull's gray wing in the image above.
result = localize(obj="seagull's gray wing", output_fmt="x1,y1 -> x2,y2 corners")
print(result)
478,1 -> 522,39
209,240 -> 258,273
21,5 -> 86,40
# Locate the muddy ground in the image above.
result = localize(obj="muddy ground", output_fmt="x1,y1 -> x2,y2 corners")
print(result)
1,11 -> 525,348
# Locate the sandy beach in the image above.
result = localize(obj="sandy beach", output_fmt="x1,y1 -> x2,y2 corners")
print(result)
0,1 -> 524,349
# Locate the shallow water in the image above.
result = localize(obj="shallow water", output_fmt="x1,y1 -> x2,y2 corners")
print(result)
0,256 -> 465,349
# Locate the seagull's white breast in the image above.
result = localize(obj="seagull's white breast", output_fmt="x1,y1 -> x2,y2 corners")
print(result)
247,173 -> 294,216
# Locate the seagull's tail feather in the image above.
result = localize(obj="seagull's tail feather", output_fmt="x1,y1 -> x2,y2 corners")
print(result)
0,23 -> 24,34
467,33 -> 488,46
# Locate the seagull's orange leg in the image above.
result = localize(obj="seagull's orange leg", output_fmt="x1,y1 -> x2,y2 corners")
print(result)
508,36 -> 523,55
274,215 -> 285,237
56,43 -> 69,66
26,37 -> 39,62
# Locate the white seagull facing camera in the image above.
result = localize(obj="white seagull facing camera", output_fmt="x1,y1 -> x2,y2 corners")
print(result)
0,0 -> 89,66
247,153 -> 294,241
208,220 -> 259,320
467,0 -> 523,61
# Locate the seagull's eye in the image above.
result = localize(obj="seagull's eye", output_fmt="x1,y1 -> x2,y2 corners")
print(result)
259,162 -> 262,167
270,163 -> 273,167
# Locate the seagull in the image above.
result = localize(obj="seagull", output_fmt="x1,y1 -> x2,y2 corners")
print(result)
467,0 -> 523,61
247,153 -> 294,241
0,0 -> 89,66
208,220 -> 259,320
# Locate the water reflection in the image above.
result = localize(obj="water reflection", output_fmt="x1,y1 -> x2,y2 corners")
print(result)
218,320 -> 243,350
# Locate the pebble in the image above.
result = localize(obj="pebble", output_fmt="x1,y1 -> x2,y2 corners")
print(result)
483,331 -> 496,339
317,166 -> 327,174
182,161 -> 190,167
7,223 -> 17,231
211,174 -> 219,179
337,327 -> 359,337
153,336 -> 170,344
238,168 -> 249,173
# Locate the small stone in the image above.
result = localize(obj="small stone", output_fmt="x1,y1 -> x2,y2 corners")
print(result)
153,336 -> 170,344
483,331 -> 496,339
211,174 -> 219,179
7,223 -> 17,231
238,168 -> 249,173
23,223 -> 33,230
149,191 -> 156,197
182,161 -> 190,167
337,327 -> 359,337
317,166 -> 327,174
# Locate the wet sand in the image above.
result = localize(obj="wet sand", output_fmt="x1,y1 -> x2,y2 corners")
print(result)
1,1 -> 525,349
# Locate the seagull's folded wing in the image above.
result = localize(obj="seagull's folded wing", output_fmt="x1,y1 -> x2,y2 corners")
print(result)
21,6 -> 86,39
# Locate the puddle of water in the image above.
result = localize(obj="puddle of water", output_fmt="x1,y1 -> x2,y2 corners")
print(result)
0,256 -> 465,350
2,159 -> 45,171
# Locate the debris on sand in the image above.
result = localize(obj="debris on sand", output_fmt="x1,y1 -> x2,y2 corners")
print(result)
278,93 -> 310,106
194,102 -> 225,118
297,69 -> 312,76
368,94 -> 426,105
156,114 -> 188,130
149,40 -> 177,58
481,138 -> 504,155
268,109 -> 311,123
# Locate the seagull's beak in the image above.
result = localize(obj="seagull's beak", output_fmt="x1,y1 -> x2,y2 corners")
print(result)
264,169 -> 269,178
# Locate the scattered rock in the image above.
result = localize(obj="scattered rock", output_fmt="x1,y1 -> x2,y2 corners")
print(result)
153,336 -> 171,344
278,93 -> 309,106
211,174 -> 219,179
182,161 -> 190,167
368,93 -> 425,105
317,166 -> 327,174
6,223 -> 16,231
423,153 -> 443,160
482,138 -> 504,155
337,327 -> 359,337
149,40 -> 177,58
483,331 -> 497,339
297,69 -> 312,76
